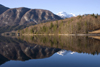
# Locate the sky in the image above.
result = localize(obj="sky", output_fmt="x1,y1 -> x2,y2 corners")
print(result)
0,0 -> 100,15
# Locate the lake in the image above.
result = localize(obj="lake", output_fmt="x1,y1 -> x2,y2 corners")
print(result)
0,35 -> 100,67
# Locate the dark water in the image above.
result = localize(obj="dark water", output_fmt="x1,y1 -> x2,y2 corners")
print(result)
0,35 -> 100,67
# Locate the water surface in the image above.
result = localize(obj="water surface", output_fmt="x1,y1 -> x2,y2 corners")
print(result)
0,35 -> 100,67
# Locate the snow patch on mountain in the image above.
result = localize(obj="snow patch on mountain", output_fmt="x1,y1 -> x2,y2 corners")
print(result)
57,12 -> 76,19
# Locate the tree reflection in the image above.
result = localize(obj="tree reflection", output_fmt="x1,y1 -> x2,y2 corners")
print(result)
19,35 -> 100,55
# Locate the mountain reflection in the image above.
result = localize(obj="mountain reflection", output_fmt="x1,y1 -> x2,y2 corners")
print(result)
0,36 -> 61,65
1,35 -> 100,65
19,35 -> 100,55
57,50 -> 75,56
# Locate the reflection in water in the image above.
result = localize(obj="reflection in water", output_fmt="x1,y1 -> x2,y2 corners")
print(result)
0,36 -> 61,65
70,51 -> 76,54
1,35 -> 100,66
57,50 -> 75,56
19,35 -> 100,55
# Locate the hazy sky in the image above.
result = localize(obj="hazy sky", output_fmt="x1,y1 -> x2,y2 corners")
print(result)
1,0 -> 100,15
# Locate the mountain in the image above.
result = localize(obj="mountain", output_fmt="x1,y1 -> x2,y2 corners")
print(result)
0,5 -> 62,27
0,4 -> 62,33
57,12 -> 76,19
16,14 -> 100,34
0,4 -> 9,15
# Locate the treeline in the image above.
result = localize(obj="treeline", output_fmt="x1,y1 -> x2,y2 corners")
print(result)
18,14 -> 100,34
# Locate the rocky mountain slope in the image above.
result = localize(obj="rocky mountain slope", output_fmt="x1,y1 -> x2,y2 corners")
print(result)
0,4 -> 62,33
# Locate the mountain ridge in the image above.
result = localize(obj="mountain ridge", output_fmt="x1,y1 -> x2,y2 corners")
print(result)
0,4 -> 62,26
0,4 -> 62,33
0,4 -> 9,15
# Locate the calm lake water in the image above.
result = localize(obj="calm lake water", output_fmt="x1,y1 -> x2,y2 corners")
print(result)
0,35 -> 100,67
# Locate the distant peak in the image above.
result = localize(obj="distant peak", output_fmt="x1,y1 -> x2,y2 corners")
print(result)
57,12 -> 76,19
